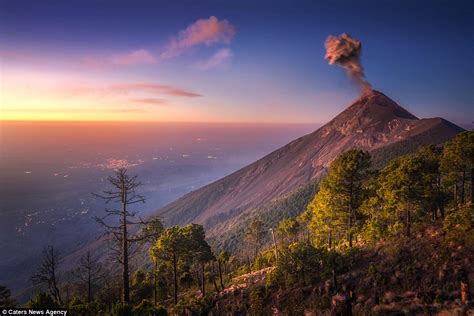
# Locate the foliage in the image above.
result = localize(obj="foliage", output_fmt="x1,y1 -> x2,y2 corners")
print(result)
362,147 -> 452,240
245,218 -> 266,259
111,302 -> 133,316
175,297 -> 212,316
151,223 -> 214,304
0,286 -> 16,308
249,286 -> 265,316
268,241 -> 329,289
252,249 -> 275,270
308,149 -> 371,248
440,131 -> 474,204
276,218 -> 300,245
27,292 -> 60,309
132,299 -> 167,316
443,204 -> 474,247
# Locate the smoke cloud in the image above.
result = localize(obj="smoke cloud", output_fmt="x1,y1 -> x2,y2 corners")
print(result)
324,33 -> 371,92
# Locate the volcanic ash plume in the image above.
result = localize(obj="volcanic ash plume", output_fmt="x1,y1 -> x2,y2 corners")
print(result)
325,33 -> 371,92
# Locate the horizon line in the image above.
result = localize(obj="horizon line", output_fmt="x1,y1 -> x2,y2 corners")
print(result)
0,119 -> 323,126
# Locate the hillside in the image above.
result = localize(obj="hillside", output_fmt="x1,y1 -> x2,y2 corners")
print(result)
210,224 -> 474,315
153,90 -> 464,246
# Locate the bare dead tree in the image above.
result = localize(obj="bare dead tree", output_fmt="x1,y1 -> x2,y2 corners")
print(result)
72,251 -> 104,303
94,167 -> 148,304
31,245 -> 62,305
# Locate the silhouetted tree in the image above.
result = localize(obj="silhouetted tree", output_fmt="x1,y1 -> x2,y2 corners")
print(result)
31,245 -> 62,305
72,251 -> 104,303
94,167 -> 148,304
0,285 -> 16,308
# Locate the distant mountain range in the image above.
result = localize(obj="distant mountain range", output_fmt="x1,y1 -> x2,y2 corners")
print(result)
152,90 -> 464,250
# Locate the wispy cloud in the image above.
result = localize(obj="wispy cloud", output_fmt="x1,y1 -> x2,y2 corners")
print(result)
79,16 -> 236,70
160,16 -> 236,59
132,98 -> 167,105
63,81 -> 202,98
106,83 -> 202,97
195,48 -> 233,70
81,49 -> 156,70
111,49 -> 156,65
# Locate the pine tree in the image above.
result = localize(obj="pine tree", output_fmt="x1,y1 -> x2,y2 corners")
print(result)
140,218 -> 164,306
245,219 -> 266,261
308,149 -> 371,248
151,226 -> 186,305
440,131 -> 474,205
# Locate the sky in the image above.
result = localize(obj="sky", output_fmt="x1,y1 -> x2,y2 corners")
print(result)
0,0 -> 473,126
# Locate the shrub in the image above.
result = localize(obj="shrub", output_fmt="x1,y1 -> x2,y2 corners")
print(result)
249,287 -> 265,316
444,204 -> 474,247
26,292 -> 59,309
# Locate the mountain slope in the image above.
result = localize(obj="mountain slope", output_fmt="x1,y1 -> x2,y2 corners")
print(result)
153,90 -> 464,235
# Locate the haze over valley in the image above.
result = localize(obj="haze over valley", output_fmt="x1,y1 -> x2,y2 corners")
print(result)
0,121 -> 315,292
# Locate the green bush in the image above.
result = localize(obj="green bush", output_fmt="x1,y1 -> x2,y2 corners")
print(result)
26,292 -> 59,309
111,302 -> 132,316
249,287 -> 265,316
444,204 -> 474,247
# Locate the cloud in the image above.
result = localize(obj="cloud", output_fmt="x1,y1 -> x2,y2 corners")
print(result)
61,82 -> 202,99
81,49 -> 156,70
195,48 -> 232,70
132,98 -> 167,105
111,49 -> 156,65
106,83 -> 202,97
161,16 -> 236,59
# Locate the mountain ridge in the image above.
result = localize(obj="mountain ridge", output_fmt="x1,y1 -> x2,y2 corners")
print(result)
153,90 -> 464,238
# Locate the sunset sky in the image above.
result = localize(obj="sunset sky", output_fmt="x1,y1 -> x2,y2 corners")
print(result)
0,0 -> 472,125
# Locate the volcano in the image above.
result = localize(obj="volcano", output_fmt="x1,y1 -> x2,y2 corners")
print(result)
153,90 -> 463,248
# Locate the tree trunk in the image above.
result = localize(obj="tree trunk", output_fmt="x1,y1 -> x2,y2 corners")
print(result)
439,203 -> 445,219
348,212 -> 353,248
454,182 -> 458,207
332,268 -> 337,290
270,228 -> 279,263
328,231 -> 332,249
201,262 -> 206,297
88,268 -> 92,303
173,251 -> 178,305
212,277 -> 219,293
218,259 -> 224,289
153,259 -> 158,306
471,168 -> 474,204
461,169 -> 466,204
50,249 -> 62,305
122,199 -> 130,303
405,202 -> 411,237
